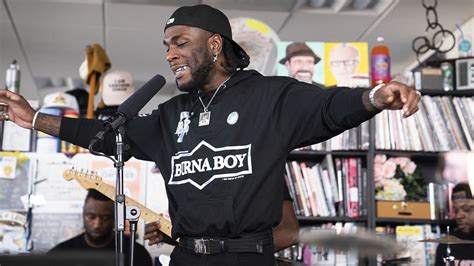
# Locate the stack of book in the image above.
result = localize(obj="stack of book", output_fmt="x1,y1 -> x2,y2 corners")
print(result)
285,155 -> 367,218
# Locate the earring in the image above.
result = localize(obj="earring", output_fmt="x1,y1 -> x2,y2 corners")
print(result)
213,54 -> 217,63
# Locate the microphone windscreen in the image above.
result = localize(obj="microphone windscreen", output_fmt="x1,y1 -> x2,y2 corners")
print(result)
118,74 -> 166,120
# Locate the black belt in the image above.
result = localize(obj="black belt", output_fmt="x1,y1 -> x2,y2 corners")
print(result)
178,231 -> 272,255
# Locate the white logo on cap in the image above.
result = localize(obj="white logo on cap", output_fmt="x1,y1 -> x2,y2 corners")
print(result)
167,18 -> 175,25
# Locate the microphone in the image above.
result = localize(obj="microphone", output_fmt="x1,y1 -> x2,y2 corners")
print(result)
88,74 -> 166,150
118,74 -> 166,119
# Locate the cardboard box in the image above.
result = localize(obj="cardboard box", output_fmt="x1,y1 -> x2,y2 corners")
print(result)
376,201 -> 431,220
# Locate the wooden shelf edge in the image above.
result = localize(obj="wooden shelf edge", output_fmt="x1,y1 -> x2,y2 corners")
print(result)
289,150 -> 368,156
420,89 -> 474,96
375,217 -> 455,225
374,150 -> 442,157
297,216 -> 368,223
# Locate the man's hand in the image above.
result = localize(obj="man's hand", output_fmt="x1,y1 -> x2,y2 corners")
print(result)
0,90 -> 36,128
144,221 -> 178,246
372,81 -> 421,118
144,221 -> 164,246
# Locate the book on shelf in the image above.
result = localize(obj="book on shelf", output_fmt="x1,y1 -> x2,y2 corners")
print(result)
324,155 -> 339,198
447,182 -> 455,219
358,161 -> 368,217
427,182 -> 449,221
395,225 -> 440,265
284,164 -> 301,210
300,162 -> 319,217
318,165 -> 337,216
346,158 -> 359,218
334,158 -> 345,217
285,162 -> 304,216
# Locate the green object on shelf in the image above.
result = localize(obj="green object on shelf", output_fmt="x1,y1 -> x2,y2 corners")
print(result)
397,165 -> 426,201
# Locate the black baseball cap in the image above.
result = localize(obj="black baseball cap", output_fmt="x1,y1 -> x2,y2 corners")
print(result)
164,4 -> 250,69
452,183 -> 473,200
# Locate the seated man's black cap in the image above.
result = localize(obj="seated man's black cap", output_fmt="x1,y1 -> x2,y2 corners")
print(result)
164,4 -> 250,69
452,183 -> 473,200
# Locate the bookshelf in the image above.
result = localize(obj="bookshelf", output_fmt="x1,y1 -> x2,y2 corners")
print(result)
2,90 -> 472,264
282,88 -> 474,265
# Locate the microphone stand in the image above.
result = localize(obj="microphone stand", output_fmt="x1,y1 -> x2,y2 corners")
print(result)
89,124 -> 132,266
126,206 -> 141,266
443,225 -> 455,266
86,73 -> 166,265
114,125 -> 126,266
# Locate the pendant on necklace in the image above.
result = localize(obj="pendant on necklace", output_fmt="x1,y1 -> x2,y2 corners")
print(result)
199,111 -> 211,127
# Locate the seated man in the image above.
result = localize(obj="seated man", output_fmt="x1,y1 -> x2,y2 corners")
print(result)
49,189 -> 153,266
435,183 -> 474,265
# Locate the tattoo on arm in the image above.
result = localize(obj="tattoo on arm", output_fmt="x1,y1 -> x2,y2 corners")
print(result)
35,113 -> 61,137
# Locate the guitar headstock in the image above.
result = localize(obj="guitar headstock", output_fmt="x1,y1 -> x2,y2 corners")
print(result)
63,168 -> 103,190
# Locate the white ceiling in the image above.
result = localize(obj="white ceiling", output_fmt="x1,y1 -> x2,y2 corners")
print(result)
1,0 -> 473,104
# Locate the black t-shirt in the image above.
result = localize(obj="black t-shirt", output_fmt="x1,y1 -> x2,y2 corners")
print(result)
60,70 -> 377,239
48,233 -> 152,266
435,230 -> 474,266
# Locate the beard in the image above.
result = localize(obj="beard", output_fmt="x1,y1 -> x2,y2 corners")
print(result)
85,230 -> 113,246
176,47 -> 214,92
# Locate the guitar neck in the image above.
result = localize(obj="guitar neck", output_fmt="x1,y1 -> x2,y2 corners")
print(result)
96,182 -> 172,238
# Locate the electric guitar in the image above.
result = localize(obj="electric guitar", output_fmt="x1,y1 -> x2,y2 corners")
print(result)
63,168 -> 173,239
